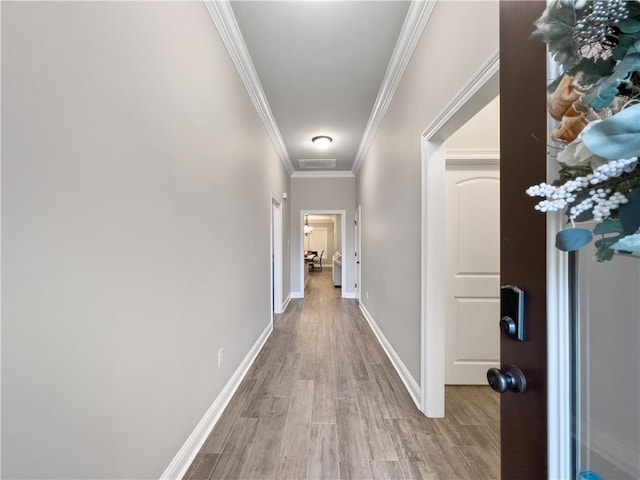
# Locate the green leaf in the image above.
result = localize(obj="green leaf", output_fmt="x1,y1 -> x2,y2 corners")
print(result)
531,0 -> 579,70
618,188 -> 640,235
593,218 -> 625,235
618,17 -> 640,34
582,103 -> 640,158
594,235 -> 623,261
583,52 -> 640,108
595,242 -> 616,261
551,58 -> 616,91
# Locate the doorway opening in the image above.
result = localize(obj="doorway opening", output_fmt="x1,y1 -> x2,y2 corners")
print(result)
443,96 -> 500,387
419,52 -> 499,418
300,210 -> 346,298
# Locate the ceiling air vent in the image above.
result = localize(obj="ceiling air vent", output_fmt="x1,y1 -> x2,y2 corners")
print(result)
298,158 -> 337,169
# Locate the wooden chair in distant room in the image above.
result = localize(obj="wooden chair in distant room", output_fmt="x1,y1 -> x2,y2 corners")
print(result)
311,250 -> 324,272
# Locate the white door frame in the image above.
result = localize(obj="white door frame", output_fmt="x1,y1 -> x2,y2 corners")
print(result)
545,55 -> 572,480
419,50 -> 571,479
355,205 -> 362,302
271,194 -> 283,316
299,209 -> 346,297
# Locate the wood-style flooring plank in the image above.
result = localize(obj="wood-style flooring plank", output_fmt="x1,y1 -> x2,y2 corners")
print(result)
183,270 -> 500,480
208,417 -> 259,480
370,460 -> 413,480
306,423 -> 340,480
238,396 -> 290,480
279,379 -> 314,460
182,453 -> 219,480
335,398 -> 374,479
202,378 -> 256,454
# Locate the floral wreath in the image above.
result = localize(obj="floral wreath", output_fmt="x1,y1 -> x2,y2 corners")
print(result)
528,0 -> 640,261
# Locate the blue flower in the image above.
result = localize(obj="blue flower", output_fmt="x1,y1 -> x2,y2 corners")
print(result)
611,233 -> 640,252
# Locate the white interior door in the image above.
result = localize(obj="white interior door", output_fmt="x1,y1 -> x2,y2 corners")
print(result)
445,160 -> 500,384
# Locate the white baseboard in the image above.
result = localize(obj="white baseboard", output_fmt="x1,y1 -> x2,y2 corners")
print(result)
281,294 -> 292,312
342,292 -> 357,299
359,303 -> 421,408
160,322 -> 273,480
290,291 -> 304,299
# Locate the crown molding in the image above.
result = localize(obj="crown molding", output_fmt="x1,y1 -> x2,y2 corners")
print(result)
291,171 -> 355,179
204,0 -> 294,176
351,0 -> 437,176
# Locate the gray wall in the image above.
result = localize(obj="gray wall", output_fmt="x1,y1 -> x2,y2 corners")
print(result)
2,2 -> 289,478
290,177 -> 355,296
355,1 -> 499,380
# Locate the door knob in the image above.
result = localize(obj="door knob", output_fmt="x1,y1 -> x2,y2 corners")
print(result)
487,365 -> 527,393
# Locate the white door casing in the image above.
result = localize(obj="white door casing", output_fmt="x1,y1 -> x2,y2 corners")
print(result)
271,194 -> 283,315
444,160 -> 500,384
355,206 -> 361,302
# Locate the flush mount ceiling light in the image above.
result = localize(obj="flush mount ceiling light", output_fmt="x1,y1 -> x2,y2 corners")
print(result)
311,135 -> 333,149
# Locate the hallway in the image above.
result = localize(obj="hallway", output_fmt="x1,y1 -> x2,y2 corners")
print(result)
183,271 -> 500,480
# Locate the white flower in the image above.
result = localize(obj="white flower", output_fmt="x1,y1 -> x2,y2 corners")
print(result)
526,158 -> 638,222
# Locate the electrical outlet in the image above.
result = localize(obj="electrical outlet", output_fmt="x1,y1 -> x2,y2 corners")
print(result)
366,291 -> 369,299
218,348 -> 223,367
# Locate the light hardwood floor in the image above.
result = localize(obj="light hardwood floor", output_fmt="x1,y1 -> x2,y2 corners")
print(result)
183,270 -> 500,480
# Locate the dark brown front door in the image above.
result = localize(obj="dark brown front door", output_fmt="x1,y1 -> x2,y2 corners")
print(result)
499,1 -> 549,478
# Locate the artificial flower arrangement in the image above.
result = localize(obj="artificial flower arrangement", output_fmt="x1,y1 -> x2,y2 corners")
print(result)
527,0 -> 640,261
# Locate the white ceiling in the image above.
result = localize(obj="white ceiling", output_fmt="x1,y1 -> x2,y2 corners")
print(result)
229,1 -> 411,172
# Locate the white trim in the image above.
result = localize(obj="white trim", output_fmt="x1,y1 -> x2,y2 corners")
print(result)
160,322 -> 273,480
204,0 -> 294,176
291,171 -> 355,179
546,54 -> 572,480
359,303 -> 420,407
446,148 -> 500,163
421,140 -> 447,418
271,194 -> 284,316
355,205 -> 362,303
281,294 -> 292,313
352,1 -> 437,174
547,214 -> 572,480
342,292 -> 357,299
420,52 -> 500,418
290,292 -> 304,299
